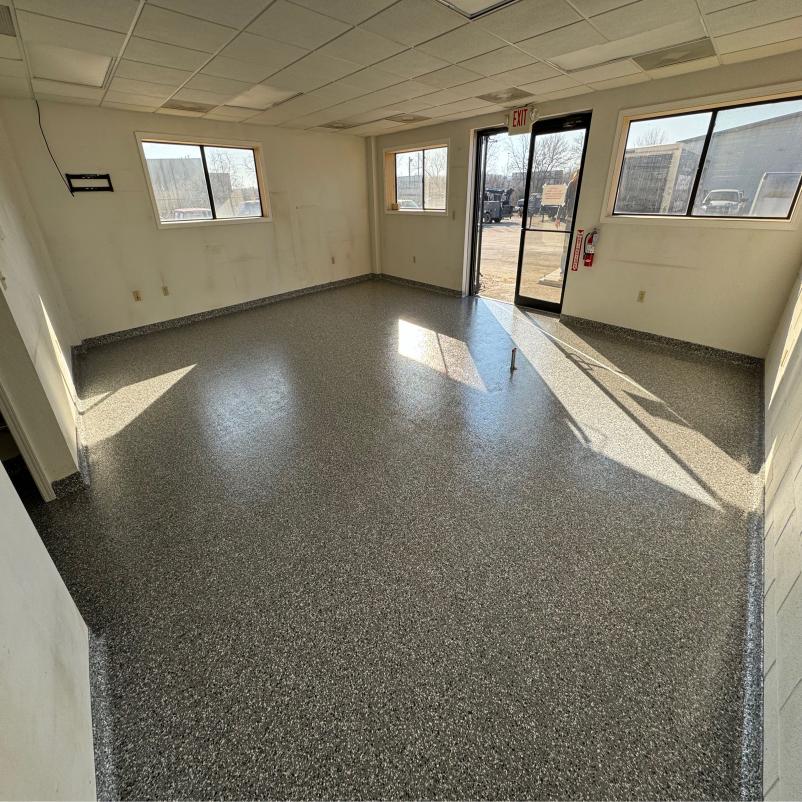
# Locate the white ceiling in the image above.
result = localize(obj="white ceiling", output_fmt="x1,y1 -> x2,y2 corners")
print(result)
0,0 -> 801,136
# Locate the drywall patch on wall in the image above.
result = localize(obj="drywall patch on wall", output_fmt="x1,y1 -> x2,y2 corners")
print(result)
0,461 -> 95,800
763,264 -> 802,801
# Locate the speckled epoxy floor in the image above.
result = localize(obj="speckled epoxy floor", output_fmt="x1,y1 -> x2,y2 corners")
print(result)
29,281 -> 763,800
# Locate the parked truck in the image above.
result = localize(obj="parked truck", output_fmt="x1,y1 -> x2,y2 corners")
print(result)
482,188 -> 514,223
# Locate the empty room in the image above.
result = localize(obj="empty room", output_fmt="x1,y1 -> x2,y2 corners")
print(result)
1,0 -> 802,799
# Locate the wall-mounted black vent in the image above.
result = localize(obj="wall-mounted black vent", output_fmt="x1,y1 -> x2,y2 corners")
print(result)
161,99 -> 216,114
633,38 -> 716,71
0,5 -> 16,37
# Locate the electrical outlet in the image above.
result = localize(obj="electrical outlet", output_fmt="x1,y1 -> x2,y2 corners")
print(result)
162,285 -> 169,296
412,255 -> 416,264
331,256 -> 336,265
132,290 -> 142,302
637,290 -> 646,303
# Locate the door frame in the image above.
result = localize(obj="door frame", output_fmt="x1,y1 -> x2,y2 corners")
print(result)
467,125 -> 507,297
514,111 -> 592,314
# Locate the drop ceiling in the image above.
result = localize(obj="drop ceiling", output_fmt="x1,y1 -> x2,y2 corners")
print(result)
0,0 -> 800,136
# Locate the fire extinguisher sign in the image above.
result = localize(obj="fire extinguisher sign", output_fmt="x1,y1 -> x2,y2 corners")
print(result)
571,229 -> 584,272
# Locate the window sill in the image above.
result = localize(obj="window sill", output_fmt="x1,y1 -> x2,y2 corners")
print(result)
385,209 -> 448,217
155,216 -> 272,230
601,214 -> 797,231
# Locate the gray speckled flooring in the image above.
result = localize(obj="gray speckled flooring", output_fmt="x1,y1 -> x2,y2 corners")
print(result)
29,282 -> 762,800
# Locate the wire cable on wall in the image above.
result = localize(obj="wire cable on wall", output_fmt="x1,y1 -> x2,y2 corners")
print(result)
34,99 -> 72,195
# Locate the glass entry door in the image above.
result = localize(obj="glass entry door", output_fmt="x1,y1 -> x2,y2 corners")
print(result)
514,113 -> 591,312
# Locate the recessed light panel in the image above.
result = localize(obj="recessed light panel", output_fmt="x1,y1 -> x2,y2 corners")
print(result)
28,43 -> 112,87
633,38 -> 716,71
476,86 -> 530,104
228,84 -> 299,110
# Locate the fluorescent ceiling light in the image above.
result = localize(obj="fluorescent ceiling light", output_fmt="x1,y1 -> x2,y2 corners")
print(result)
435,0 -> 519,18
28,43 -> 112,87
228,84 -> 298,110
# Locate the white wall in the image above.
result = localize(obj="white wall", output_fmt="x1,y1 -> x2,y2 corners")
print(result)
0,111 -> 80,485
0,461 -> 95,800
374,49 -> 802,357
0,99 -> 373,341
763,263 -> 802,801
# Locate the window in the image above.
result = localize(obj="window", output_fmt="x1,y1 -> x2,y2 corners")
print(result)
139,139 -> 266,225
388,145 -> 448,212
612,97 -> 802,220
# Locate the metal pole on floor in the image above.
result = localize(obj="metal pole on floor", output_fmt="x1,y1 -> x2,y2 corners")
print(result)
510,347 -> 517,372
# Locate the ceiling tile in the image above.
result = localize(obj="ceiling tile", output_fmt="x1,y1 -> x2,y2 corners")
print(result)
32,78 -> 103,100
569,0 -> 632,13
376,48 -> 450,77
361,0 -> 464,47
426,96 -> 492,116
551,18 -> 706,70
0,35 -> 20,60
123,37 -> 209,71
705,0 -> 801,37
17,11 -> 125,56
185,73 -> 251,95
718,32 -> 802,60
346,119 -> 401,134
103,98 -> 160,112
416,23 -> 504,62
477,0 -> 580,43
0,58 -> 27,78
590,0 -> 700,40
536,84 -> 593,100
267,52 -> 360,92
714,13 -> 802,52
490,61 -> 561,84
569,58 -> 641,82
446,75 -> 509,98
202,55 -> 271,83
109,76 -> 175,99
318,27 -> 406,65
413,86 -> 467,105
458,45 -> 534,76
149,0 -> 271,28
517,22 -> 607,60
340,66 -> 404,90
248,0 -> 349,49
699,0 -> 748,10
220,33 -> 308,71
587,71 -> 649,90
173,86 -> 234,105
134,5 -> 234,53
0,75 -> 30,97
204,105 -> 264,120
15,0 -> 140,33
307,82 -> 367,103
288,0 -> 398,24
104,90 -> 163,108
517,73 -> 582,94
116,59 -> 192,86
416,63 -> 482,88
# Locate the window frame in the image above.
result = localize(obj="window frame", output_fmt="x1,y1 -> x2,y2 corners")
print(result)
606,90 -> 802,226
384,140 -> 449,216
135,132 -> 271,229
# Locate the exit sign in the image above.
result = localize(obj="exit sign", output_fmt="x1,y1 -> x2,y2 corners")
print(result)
508,105 -> 535,135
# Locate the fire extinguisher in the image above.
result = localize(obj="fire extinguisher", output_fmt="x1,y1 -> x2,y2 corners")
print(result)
582,228 -> 599,267
583,229 -> 599,267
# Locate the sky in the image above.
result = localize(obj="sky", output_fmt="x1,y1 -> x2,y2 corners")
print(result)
627,98 -> 802,146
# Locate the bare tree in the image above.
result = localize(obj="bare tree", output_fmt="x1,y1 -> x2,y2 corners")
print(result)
634,127 -> 667,147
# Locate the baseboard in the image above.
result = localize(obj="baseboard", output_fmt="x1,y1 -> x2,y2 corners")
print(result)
559,314 -> 763,367
74,273 -> 375,352
378,273 -> 463,297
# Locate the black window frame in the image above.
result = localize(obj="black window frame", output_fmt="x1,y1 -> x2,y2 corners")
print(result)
612,95 -> 802,221
141,139 -> 265,224
392,145 -> 448,212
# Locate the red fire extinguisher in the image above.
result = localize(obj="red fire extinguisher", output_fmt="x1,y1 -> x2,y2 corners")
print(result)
583,229 -> 599,267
